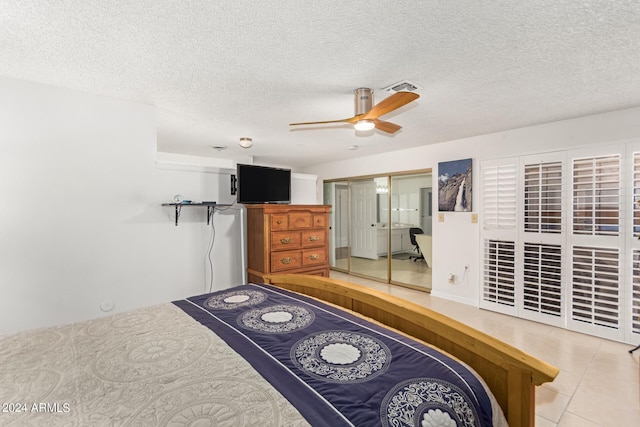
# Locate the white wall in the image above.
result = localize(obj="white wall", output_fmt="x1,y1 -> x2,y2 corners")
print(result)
291,173 -> 318,204
0,77 -> 244,335
303,107 -> 640,306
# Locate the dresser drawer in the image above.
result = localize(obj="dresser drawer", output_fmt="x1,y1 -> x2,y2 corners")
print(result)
271,231 -> 300,250
301,248 -> 327,266
270,250 -> 302,272
313,214 -> 326,228
300,230 -> 325,248
271,214 -> 288,230
288,212 -> 312,229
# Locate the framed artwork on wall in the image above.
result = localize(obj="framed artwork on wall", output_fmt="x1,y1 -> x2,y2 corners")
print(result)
438,158 -> 472,212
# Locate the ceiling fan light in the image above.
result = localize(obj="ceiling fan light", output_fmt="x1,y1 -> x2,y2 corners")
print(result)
354,120 -> 375,131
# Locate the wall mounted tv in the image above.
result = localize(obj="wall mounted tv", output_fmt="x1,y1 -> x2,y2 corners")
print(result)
236,163 -> 291,204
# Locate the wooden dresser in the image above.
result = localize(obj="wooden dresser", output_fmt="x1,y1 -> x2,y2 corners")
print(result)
245,204 -> 331,283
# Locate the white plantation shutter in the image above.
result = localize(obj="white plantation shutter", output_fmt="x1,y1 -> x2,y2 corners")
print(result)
524,162 -> 562,233
631,152 -> 640,340
523,243 -> 562,317
483,240 -> 516,307
633,152 -> 640,236
480,145 -> 637,343
482,163 -> 517,231
571,246 -> 620,330
569,151 -> 623,339
632,250 -> 640,336
572,155 -> 620,236
520,157 -> 565,325
480,159 -> 518,315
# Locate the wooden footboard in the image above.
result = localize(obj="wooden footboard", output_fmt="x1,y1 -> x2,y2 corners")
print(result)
264,274 -> 559,427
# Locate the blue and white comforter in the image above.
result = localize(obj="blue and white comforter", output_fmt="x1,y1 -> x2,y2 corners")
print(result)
175,283 -> 507,427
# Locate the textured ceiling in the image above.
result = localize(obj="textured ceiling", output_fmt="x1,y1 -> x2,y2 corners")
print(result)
2,1 -> 640,169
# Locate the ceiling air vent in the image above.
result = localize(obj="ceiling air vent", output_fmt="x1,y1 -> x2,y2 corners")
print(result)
382,80 -> 421,94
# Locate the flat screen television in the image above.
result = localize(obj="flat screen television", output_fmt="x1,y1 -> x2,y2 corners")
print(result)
236,163 -> 291,204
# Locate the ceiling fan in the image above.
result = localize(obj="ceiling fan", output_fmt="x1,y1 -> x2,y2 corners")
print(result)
289,88 -> 419,134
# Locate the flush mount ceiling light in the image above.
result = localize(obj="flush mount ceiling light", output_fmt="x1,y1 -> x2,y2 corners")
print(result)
239,137 -> 253,148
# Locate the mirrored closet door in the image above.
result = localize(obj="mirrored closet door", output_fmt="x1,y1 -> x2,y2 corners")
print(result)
324,170 -> 432,291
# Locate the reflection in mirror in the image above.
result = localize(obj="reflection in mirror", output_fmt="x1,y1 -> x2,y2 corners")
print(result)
324,181 -> 349,271
349,178 -> 386,281
389,173 -> 432,290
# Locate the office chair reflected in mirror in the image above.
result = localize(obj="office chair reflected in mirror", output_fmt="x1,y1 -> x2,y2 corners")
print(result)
409,227 -> 424,262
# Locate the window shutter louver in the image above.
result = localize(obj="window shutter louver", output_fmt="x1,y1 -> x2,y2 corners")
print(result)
632,153 -> 640,338
524,162 -> 562,233
632,250 -> 640,336
483,239 -> 516,307
633,152 -> 640,235
523,243 -> 562,316
572,155 -> 620,236
571,246 -> 620,330
483,164 -> 517,231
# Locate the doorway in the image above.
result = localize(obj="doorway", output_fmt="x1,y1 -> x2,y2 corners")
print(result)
324,170 -> 432,291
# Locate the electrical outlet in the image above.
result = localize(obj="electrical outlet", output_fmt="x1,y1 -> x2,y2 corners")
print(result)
448,273 -> 455,284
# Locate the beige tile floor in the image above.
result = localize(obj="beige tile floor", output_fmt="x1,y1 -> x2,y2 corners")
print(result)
330,271 -> 640,427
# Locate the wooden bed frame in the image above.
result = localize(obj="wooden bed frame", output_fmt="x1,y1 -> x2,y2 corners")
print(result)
264,274 -> 559,427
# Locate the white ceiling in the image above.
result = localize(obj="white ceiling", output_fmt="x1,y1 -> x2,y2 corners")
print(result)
2,1 -> 640,169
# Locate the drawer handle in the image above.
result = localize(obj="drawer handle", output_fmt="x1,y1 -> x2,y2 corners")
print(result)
280,257 -> 292,264
309,254 -> 319,261
277,220 -> 283,225
280,237 -> 292,244
308,235 -> 319,242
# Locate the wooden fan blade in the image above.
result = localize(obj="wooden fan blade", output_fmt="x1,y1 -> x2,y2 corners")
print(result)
374,119 -> 401,134
290,116 -> 359,126
362,92 -> 419,120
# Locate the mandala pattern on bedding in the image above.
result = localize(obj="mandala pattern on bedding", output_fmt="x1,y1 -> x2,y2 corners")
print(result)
84,307 -> 163,338
128,378 -> 287,426
92,329 -> 210,382
238,304 -> 315,333
0,329 -> 63,362
205,289 -> 267,310
291,330 -> 391,383
0,303 -> 312,427
381,378 -> 480,427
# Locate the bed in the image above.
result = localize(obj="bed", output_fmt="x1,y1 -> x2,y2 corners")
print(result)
0,274 -> 558,426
